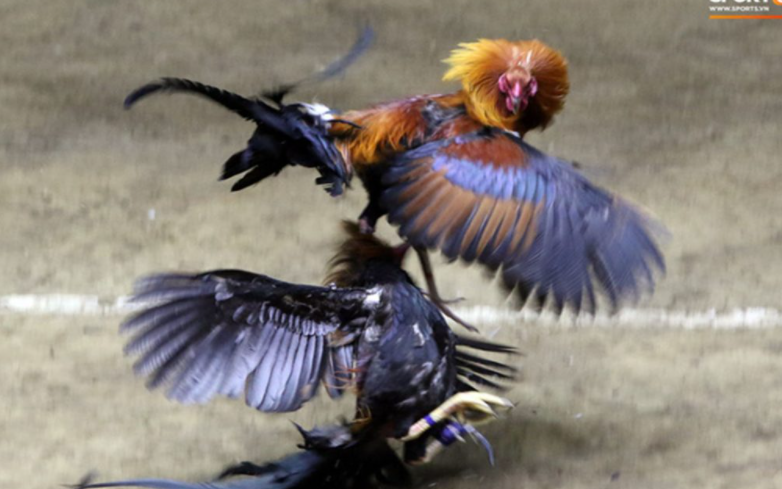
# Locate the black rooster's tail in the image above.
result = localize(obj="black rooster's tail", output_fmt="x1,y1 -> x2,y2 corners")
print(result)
72,424 -> 410,489
454,335 -> 518,391
123,77 -> 349,196
123,27 -> 374,197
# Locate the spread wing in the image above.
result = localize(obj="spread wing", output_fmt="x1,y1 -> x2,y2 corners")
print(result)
381,129 -> 665,312
122,270 -> 382,412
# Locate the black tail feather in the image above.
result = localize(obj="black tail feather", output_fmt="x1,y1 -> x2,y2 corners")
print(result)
221,150 -> 256,182
455,359 -> 515,380
224,153 -> 288,192
72,424 -> 410,489
455,335 -> 519,354
454,351 -> 517,372
124,78 -> 261,122
454,335 -> 518,391
70,474 -> 220,489
261,26 -> 374,104
214,461 -> 281,481
456,369 -> 505,390
122,29 -> 370,197
123,77 -> 350,196
220,130 -> 286,182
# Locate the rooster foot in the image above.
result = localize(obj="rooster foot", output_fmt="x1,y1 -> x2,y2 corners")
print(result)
401,392 -> 514,442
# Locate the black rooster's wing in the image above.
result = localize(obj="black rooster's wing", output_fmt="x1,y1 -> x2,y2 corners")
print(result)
122,270 -> 383,412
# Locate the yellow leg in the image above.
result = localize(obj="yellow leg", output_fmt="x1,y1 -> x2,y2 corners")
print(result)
401,392 -> 514,442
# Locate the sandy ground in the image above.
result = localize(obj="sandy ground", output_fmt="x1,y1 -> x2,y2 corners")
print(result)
2,0 -> 781,488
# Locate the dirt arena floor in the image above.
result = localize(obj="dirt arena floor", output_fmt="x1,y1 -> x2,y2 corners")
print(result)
2,1 -> 781,488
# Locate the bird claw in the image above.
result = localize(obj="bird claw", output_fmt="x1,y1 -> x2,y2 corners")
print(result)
401,392 -> 514,442
463,424 -> 496,465
409,420 -> 498,466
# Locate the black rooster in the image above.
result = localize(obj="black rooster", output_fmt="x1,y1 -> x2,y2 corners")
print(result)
76,222 -> 515,489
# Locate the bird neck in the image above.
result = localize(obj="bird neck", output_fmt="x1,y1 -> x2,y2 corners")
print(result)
457,89 -> 523,133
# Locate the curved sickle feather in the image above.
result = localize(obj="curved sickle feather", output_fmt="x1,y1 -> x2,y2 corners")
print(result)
123,77 -> 287,132
122,270 -> 381,412
124,26 -> 374,111
262,25 -> 375,104
123,81 -> 352,196
381,130 -> 665,313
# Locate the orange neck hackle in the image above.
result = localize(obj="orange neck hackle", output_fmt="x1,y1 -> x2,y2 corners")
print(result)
442,39 -> 569,133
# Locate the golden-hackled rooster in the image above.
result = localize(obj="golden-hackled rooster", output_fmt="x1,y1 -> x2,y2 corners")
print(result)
125,29 -> 665,329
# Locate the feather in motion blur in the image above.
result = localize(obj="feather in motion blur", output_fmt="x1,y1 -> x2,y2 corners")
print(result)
124,28 -> 665,328
76,222 -> 515,489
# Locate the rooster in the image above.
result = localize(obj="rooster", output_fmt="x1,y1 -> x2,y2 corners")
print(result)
125,29 -> 665,329
75,222 -> 514,489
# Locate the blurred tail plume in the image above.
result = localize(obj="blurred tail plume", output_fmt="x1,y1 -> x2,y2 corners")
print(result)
124,27 -> 374,197
72,423 -> 410,489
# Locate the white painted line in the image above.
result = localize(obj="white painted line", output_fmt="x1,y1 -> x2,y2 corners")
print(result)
1,294 -> 781,330
455,305 -> 782,330
0,294 -> 135,316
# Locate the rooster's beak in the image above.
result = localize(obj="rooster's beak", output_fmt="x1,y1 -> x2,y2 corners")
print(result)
507,96 -> 522,114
